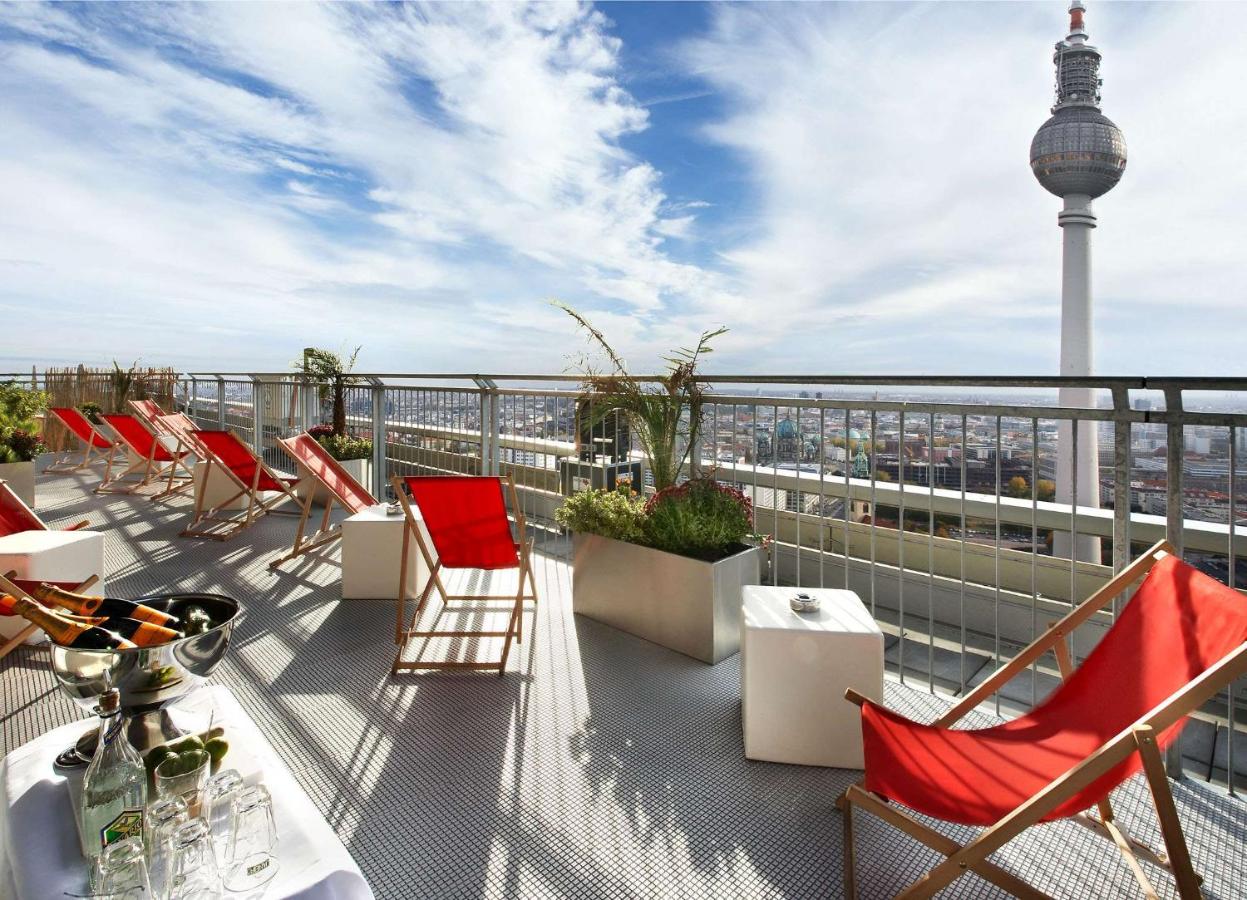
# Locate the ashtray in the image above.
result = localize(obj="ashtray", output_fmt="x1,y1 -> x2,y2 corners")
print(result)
790,592 -> 820,613
385,502 -> 403,516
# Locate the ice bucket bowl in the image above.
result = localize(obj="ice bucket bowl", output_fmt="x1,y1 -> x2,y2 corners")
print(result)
49,593 -> 240,762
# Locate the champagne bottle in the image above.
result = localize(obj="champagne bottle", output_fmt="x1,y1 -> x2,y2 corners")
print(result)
81,689 -> 147,869
0,594 -> 137,650
32,583 -> 180,628
95,616 -> 182,647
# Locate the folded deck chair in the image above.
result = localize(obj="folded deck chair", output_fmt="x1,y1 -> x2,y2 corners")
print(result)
838,540 -> 1247,900
127,397 -> 168,431
44,407 -> 116,473
0,481 -> 100,660
268,432 -> 376,570
95,414 -> 193,496
181,429 -> 300,540
391,474 -> 538,675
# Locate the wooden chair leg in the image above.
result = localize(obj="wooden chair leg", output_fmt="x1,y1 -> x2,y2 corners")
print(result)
837,790 -> 858,900
1135,725 -> 1203,898
0,623 -> 37,661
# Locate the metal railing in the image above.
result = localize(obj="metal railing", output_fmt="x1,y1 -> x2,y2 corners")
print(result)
7,369 -> 1246,790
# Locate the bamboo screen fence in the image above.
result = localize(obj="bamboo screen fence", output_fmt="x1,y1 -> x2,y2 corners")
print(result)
40,366 -> 177,450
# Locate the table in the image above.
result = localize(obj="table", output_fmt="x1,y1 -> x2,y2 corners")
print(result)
0,686 -> 373,900
741,586 -> 884,768
0,529 -> 106,646
341,503 -> 429,600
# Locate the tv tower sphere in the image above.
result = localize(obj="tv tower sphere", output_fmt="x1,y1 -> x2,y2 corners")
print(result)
1030,2 -> 1127,198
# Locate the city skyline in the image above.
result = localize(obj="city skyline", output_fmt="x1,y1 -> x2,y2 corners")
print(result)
2,2 -> 1245,375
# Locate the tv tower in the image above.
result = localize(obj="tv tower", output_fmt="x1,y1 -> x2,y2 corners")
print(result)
1030,1 -> 1127,561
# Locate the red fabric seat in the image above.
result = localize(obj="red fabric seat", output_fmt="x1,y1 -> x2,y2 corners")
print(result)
101,414 -> 181,462
403,476 -> 519,570
48,408 -> 113,448
192,430 -> 295,493
861,555 -> 1247,825
0,489 -> 42,537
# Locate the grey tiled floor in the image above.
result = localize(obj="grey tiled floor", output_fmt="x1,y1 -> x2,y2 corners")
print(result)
3,470 -> 1247,898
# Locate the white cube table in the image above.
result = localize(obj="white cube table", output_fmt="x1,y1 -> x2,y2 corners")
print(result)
741,586 -> 883,768
0,530 -> 106,645
341,504 -> 429,600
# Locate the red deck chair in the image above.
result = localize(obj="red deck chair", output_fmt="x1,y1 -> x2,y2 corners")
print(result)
127,398 -> 168,431
839,541 -> 1247,900
44,407 -> 116,473
268,432 -> 376,570
0,481 -> 99,660
390,474 -> 538,675
95,414 -> 194,496
181,429 -> 300,540
148,413 -> 210,501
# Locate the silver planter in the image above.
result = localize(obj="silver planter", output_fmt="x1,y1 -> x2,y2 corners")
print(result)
571,533 -> 763,664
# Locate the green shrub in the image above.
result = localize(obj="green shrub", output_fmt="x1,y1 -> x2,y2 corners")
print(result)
554,485 -> 647,545
642,478 -> 754,561
0,383 -> 49,463
318,433 -> 372,461
78,401 -> 103,424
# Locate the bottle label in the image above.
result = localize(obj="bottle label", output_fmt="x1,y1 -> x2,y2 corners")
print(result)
101,809 -> 144,846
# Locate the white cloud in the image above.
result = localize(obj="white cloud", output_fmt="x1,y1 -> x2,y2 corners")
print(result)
681,2 -> 1247,374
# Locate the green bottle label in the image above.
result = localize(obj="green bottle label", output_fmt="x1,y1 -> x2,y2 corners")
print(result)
101,809 -> 144,846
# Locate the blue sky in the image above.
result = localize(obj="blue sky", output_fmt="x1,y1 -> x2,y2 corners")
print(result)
1,2 -> 1244,376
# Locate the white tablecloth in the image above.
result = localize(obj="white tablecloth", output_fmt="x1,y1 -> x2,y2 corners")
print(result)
0,686 -> 372,900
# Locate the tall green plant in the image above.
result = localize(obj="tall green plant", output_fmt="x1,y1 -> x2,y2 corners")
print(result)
555,302 -> 725,491
296,346 -> 360,437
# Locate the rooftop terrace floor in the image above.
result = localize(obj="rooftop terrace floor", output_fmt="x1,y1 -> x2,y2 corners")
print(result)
3,471 -> 1246,899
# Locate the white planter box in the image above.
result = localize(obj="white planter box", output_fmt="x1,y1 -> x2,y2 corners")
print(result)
0,461 -> 35,507
571,533 -> 763,664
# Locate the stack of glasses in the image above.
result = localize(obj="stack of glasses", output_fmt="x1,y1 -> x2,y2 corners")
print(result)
93,770 -> 278,900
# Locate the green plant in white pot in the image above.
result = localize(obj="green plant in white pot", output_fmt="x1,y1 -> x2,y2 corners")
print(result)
0,382 -> 49,506
553,305 -> 766,664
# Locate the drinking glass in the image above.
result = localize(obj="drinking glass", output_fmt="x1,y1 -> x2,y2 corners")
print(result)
223,784 -> 279,892
203,768 -> 244,867
147,795 -> 188,899
167,818 -> 222,899
155,752 -> 211,818
94,837 -> 153,900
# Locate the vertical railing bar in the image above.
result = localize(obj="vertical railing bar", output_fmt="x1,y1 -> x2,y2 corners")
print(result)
928,411 -> 936,695
1030,417 -> 1040,707
959,413 -> 968,697
795,406 -> 803,588
1070,412 -> 1080,616
820,407 -> 829,590
772,403 -> 780,587
1164,386 -> 1186,776
841,408 -> 849,591
994,415 -> 1003,717
869,409 -> 878,618
898,408 -> 906,685
1229,425 -> 1238,795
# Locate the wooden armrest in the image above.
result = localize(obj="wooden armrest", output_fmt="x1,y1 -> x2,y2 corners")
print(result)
845,688 -> 870,707
64,520 -> 91,531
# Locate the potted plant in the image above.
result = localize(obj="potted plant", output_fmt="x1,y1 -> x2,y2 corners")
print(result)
553,304 -> 765,664
299,425 -> 374,504
0,382 -> 49,506
293,348 -> 374,501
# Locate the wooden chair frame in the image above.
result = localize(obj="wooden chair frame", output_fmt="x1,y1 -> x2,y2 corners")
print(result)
838,540 -> 1247,900
267,434 -> 376,570
43,409 -> 117,474
390,474 -> 539,676
0,486 -> 98,661
127,398 -> 168,431
148,413 -> 209,502
95,416 -> 195,496
180,430 -> 301,541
